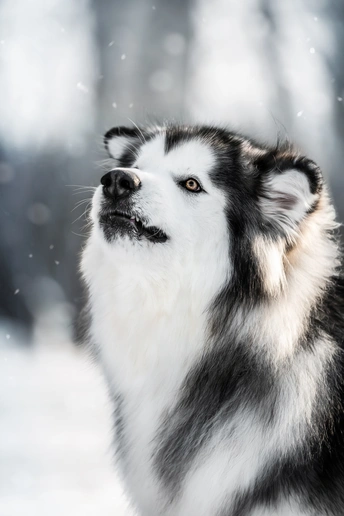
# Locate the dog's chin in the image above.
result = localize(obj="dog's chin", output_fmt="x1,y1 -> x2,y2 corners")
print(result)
99,208 -> 168,244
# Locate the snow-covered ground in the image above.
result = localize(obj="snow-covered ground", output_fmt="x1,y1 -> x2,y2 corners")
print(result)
0,328 -> 136,516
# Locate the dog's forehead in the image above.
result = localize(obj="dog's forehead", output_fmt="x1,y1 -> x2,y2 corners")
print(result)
137,133 -> 215,177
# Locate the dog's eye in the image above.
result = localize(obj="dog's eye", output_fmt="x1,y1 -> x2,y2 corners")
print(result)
183,178 -> 202,192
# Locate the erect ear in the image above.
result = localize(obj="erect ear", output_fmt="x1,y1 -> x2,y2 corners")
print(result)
104,126 -> 146,161
255,152 -> 323,238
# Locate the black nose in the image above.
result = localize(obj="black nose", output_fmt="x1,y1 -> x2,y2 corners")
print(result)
100,169 -> 141,200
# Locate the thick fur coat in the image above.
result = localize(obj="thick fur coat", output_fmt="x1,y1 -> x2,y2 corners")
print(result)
80,124 -> 344,516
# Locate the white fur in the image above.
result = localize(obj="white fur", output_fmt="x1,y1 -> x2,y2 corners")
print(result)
82,135 -> 230,513
81,134 -> 337,515
248,191 -> 339,361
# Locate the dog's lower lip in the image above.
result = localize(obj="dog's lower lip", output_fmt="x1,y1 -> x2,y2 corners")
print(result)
103,210 -> 139,226
100,209 -> 168,243
107,210 -> 137,220
107,211 -> 138,227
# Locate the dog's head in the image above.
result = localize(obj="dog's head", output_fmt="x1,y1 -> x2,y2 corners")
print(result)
87,124 -> 336,309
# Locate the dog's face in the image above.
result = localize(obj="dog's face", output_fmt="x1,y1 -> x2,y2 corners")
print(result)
88,124 -> 330,308
93,130 -> 228,252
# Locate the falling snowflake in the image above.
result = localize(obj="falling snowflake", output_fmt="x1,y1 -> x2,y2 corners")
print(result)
309,48 -> 315,54
121,54 -> 126,60
29,254 -> 33,258
14,289 -> 20,295
6,334 -> 10,340
76,82 -> 89,93
49,244 -> 54,250
337,97 -> 343,102
55,260 -> 60,265
112,102 -> 117,109
297,111 -> 303,117
129,103 -> 133,108
108,41 -> 114,47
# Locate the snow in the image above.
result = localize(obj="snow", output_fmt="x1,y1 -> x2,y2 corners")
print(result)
0,334 -> 136,516
76,82 -> 89,93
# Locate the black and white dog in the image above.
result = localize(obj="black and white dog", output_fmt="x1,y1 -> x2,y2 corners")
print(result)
80,124 -> 344,516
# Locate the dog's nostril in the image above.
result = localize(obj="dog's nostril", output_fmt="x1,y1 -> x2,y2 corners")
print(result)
101,173 -> 112,188
119,178 -> 132,191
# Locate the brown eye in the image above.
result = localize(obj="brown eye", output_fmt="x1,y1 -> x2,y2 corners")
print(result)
184,178 -> 201,192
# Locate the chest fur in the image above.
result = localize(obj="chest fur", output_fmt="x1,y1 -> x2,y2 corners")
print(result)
84,248 -> 319,515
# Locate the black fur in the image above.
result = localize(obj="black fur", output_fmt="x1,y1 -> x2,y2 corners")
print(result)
155,343 -> 277,499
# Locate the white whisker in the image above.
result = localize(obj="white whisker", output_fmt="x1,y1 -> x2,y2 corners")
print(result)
128,118 -> 146,145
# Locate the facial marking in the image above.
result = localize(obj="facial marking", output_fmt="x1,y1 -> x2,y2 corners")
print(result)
135,136 -> 215,186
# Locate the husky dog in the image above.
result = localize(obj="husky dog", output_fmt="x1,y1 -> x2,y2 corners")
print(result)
80,124 -> 344,516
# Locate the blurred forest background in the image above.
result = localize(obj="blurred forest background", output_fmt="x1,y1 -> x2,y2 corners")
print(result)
0,0 -> 343,514
1,0 -> 344,336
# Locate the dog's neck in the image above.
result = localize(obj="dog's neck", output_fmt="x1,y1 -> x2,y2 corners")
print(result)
83,194 -> 339,385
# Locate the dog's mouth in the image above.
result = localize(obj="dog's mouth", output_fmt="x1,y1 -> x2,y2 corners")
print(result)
99,209 -> 168,244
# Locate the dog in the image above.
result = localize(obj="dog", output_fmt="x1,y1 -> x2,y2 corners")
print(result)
80,124 -> 344,515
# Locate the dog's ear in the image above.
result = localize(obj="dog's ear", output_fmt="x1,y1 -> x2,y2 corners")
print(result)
254,151 -> 323,238
104,126 -> 145,161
